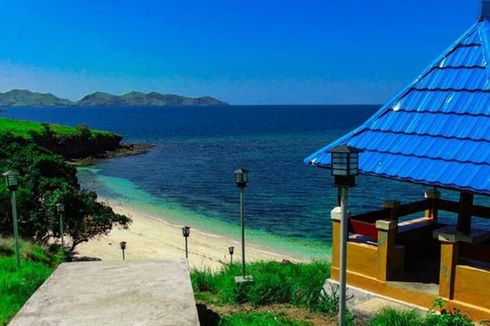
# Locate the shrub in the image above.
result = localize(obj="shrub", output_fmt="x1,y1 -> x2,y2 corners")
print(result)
370,308 -> 422,326
369,306 -> 474,326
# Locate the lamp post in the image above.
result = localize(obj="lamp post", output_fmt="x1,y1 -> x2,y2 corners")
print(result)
329,145 -> 360,326
228,246 -> 235,265
3,171 -> 20,268
182,226 -> 191,258
56,203 -> 65,248
233,168 -> 253,283
120,241 -> 127,260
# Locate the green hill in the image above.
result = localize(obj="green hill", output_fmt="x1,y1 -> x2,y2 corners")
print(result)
0,89 -> 227,107
0,89 -> 72,107
76,91 -> 227,106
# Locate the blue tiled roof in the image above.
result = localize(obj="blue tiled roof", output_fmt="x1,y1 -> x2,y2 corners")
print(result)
305,20 -> 490,195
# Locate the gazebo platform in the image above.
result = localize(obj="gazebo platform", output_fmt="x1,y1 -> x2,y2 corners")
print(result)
329,191 -> 490,321
9,260 -> 200,326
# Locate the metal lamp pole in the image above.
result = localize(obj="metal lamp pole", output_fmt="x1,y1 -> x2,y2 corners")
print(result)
3,171 -> 20,268
338,185 -> 348,326
56,203 -> 65,248
329,145 -> 360,326
233,168 -> 253,283
239,186 -> 245,277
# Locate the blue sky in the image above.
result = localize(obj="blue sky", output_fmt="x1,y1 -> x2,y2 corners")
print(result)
0,0 -> 480,104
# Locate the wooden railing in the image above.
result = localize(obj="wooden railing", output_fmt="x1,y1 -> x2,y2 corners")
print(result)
347,196 -> 490,240
349,199 -> 432,240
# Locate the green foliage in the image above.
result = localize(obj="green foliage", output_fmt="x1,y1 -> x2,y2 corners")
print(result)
191,261 -> 336,316
370,307 -> 423,326
219,312 -> 311,326
0,134 -> 130,251
0,118 -> 113,140
369,306 -> 474,326
76,123 -> 92,140
0,240 -> 58,326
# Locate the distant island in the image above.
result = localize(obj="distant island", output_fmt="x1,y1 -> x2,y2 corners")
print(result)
0,89 -> 228,107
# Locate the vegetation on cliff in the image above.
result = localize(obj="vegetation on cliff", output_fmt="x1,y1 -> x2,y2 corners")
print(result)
0,118 -> 122,159
0,133 -> 131,251
0,89 -> 227,107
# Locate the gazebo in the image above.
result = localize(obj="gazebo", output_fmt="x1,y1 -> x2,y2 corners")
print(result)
305,2 -> 490,320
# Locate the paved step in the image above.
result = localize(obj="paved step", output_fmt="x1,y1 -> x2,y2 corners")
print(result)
9,260 -> 200,326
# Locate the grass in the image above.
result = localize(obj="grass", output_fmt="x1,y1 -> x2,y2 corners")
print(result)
0,118 -> 114,139
192,261 -> 331,311
191,261 -> 348,325
0,237 -> 60,326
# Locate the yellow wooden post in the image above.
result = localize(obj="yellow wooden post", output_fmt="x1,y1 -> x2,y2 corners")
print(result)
331,206 -> 350,281
437,234 -> 459,299
424,189 -> 440,222
375,219 -> 397,281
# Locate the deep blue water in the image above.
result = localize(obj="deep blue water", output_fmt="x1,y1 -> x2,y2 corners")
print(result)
2,105 -> 487,257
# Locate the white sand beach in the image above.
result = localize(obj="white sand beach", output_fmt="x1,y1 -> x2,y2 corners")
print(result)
76,198 -> 307,270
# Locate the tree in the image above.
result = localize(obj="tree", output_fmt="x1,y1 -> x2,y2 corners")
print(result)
0,134 -> 130,251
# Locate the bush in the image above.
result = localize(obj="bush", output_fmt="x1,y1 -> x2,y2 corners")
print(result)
369,306 -> 474,326
370,308 -> 422,326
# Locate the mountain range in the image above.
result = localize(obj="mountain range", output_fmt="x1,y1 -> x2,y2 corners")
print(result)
0,89 -> 228,107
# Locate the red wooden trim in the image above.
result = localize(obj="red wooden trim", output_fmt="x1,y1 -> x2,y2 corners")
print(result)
349,219 -> 378,239
351,209 -> 389,223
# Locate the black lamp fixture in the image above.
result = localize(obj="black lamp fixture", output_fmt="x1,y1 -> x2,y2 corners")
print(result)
56,203 -> 65,213
3,170 -> 19,191
182,226 -> 191,258
329,145 -> 361,187
228,246 -> 235,264
182,226 -> 191,238
120,241 -> 127,260
234,168 -> 249,188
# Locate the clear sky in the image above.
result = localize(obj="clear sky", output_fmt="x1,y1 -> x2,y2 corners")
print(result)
0,0 -> 481,104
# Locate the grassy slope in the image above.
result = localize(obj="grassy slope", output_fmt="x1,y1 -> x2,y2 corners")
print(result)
0,118 -> 114,139
0,238 -> 60,326
192,261 -> 337,325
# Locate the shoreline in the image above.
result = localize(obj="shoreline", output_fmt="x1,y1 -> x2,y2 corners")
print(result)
75,197 -> 309,270
70,143 -> 154,165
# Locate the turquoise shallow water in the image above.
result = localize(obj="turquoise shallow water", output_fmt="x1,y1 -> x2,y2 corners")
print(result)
78,167 -> 328,259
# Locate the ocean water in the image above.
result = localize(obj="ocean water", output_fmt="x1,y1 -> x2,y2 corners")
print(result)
3,105 -> 487,259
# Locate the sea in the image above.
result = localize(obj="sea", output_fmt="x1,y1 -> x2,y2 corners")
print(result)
2,105 -> 488,259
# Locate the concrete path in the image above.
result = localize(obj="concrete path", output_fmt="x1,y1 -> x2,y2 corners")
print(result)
9,260 -> 200,326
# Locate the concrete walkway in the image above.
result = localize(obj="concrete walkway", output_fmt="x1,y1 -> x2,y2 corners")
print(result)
9,260 -> 200,326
